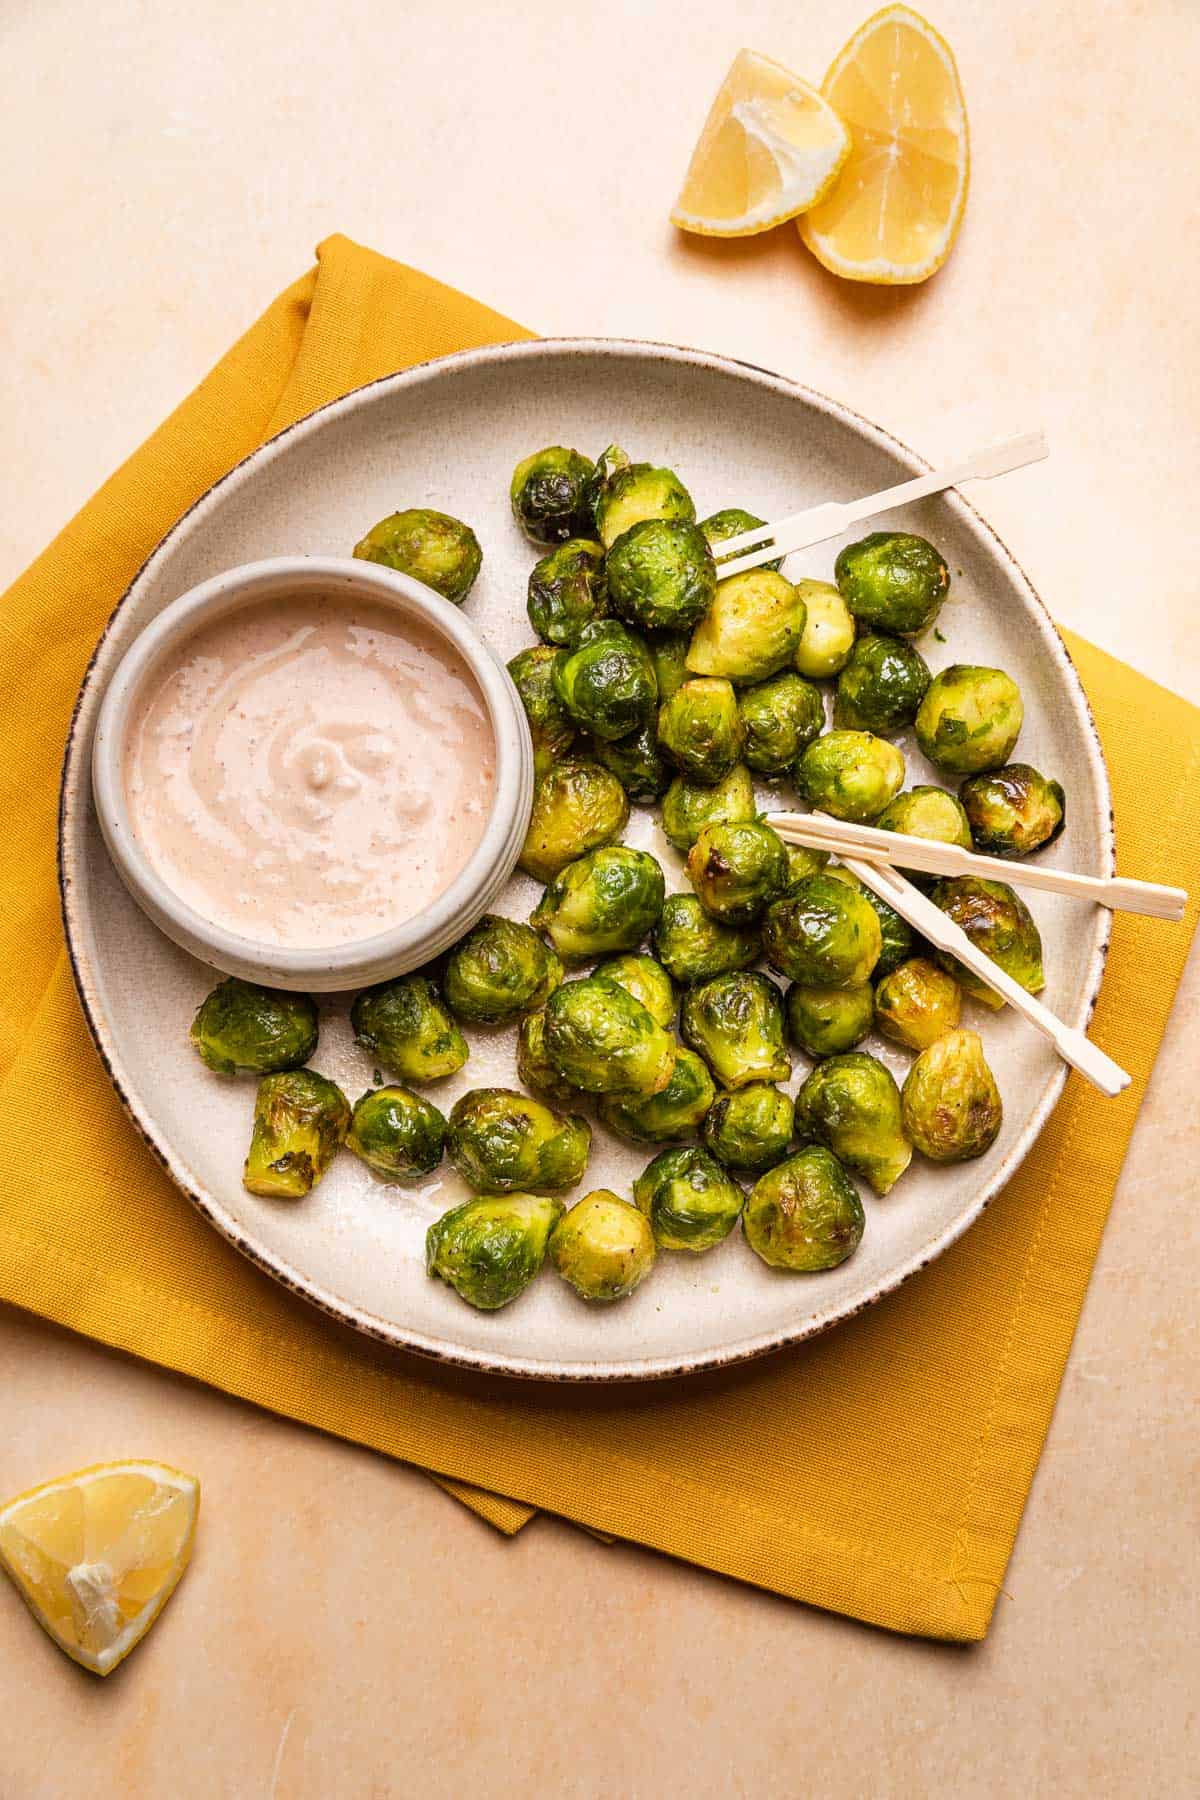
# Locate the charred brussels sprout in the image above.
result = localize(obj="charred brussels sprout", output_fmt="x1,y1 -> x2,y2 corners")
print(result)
633,1145 -> 744,1253
700,507 -> 781,572
549,1192 -> 657,1301
686,820 -> 791,925
835,531 -> 949,636
796,1053 -> 912,1196
737,672 -> 825,775
592,459 -> 695,549
447,1087 -> 590,1193
652,894 -> 761,986
657,677 -> 744,783
796,730 -> 905,822
594,724 -> 671,801
762,873 -> 882,987
507,644 -> 576,775
599,1045 -> 715,1144
785,844 -> 830,886
543,976 -> 677,1096
443,914 -> 562,1024
526,538 -> 607,647
915,665 -> 1024,775
531,845 -> 666,963
959,763 -> 1066,858
661,762 -> 757,852
834,633 -> 931,735
686,569 -> 807,685
743,1147 -> 864,1272
877,785 -> 973,859
243,1070 -> 350,1199
515,1010 -> 580,1107
519,758 -> 630,884
605,518 -> 716,634
592,952 -> 676,1027
353,508 -> 481,604
553,620 -> 658,741
680,971 -> 791,1090
901,1028 -> 1003,1163
785,982 -> 874,1058
190,977 -> 318,1076
510,446 -> 595,545
929,876 -> 1045,1008
426,1193 -> 563,1310
351,976 -> 468,1083
792,580 -> 857,679
875,957 -> 962,1052
649,631 -> 690,704
703,1082 -> 794,1174
347,1085 -> 446,1181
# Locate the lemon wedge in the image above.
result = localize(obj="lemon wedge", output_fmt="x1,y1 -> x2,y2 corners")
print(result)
0,1460 -> 199,1675
672,49 -> 851,237
798,5 -> 969,284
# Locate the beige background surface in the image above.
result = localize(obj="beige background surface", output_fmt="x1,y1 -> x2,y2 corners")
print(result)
2,1 -> 1197,1794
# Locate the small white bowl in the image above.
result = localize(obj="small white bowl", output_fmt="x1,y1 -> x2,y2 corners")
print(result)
91,556 -> 534,992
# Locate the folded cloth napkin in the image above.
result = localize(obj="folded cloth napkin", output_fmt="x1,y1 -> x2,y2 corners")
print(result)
1,235 -> 1195,1638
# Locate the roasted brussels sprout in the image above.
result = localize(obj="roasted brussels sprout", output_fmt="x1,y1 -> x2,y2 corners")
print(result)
762,873 -> 882,987
699,507 -> 781,572
549,1191 -> 657,1301
901,1028 -> 1003,1162
686,820 -> 791,924
796,1053 -> 912,1195
652,893 -> 762,986
510,446 -> 595,545
447,1087 -> 590,1193
876,785 -> 973,860
680,971 -> 791,1089
959,763 -> 1066,858
526,538 -> 607,647
915,665 -> 1024,775
796,729 -> 905,822
703,1082 -> 794,1174
426,1192 -> 563,1310
599,1045 -> 715,1144
834,633 -> 931,735
605,518 -> 716,634
353,508 -> 482,604
190,977 -> 318,1076
686,569 -> 807,685
649,631 -> 690,704
929,876 -> 1045,1008
351,976 -> 468,1083
347,1085 -> 446,1180
583,443 -> 631,522
592,459 -> 695,549
826,873 -> 916,977
835,531 -> 949,636
515,1009 -> 580,1107
592,952 -> 676,1027
243,1070 -> 350,1199
874,957 -> 962,1052
531,845 -> 666,963
785,843 -> 830,886
657,677 -> 744,783
633,1145 -> 744,1253
743,1147 -> 864,1271
594,723 -> 671,801
661,762 -> 757,852
792,580 -> 857,679
443,914 -> 562,1024
553,620 -> 658,741
543,976 -> 677,1096
785,981 -> 874,1058
519,758 -> 630,884
507,644 -> 576,775
737,672 -> 825,775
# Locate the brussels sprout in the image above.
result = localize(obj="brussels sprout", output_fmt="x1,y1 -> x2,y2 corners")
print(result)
876,785 -> 972,860
594,723 -> 671,801
605,518 -> 716,634
648,631 -> 690,704
543,975 -> 676,1098
703,1082 -> 794,1174
519,758 -> 630,884
599,1045 -> 715,1144
959,763 -> 1066,858
901,1028 -> 1003,1162
592,952 -> 676,1026
526,538 -> 608,647
353,508 -> 482,604
190,977 -> 318,1076
633,1145 -> 744,1253
447,1087 -> 590,1193
915,665 -> 1024,775
743,1147 -> 864,1271
929,876 -> 1045,1008
796,729 -> 905,823
792,580 -> 857,679
785,844 -> 830,886
824,874 -> 916,978
762,873 -> 882,987
515,1009 -> 580,1107
553,620 -> 658,741
737,672 -> 825,776
661,762 -> 757,853
351,976 -> 468,1083
243,1070 -> 350,1199
834,633 -> 931,735
875,957 -> 962,1052
507,644 -> 576,775
680,971 -> 791,1090
443,914 -> 563,1024
531,845 -> 666,963
835,531 -> 949,636
785,982 -> 874,1058
652,894 -> 762,986
686,569 -> 807,685
426,1192 -> 563,1310
510,446 -> 595,545
549,1191 -> 657,1301
796,1053 -> 912,1196
699,507 -> 782,572
657,676 -> 744,783
583,443 -> 631,522
686,820 -> 791,925
592,460 -> 695,549
347,1085 -> 447,1180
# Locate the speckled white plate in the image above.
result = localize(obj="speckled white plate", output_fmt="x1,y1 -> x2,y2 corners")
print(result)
59,339 -> 1113,1381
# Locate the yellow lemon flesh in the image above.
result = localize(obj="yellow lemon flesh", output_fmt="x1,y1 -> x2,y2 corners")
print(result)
0,1460 -> 199,1675
798,5 -> 969,284
672,49 -> 851,237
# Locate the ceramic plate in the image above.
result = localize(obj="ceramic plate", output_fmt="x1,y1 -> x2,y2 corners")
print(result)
60,340 -> 1113,1380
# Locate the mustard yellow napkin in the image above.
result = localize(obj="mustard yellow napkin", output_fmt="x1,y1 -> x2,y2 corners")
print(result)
1,235 -> 1195,1637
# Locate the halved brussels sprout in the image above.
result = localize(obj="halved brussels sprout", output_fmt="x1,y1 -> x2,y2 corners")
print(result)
426,1192 -> 563,1310
785,844 -> 830,886
661,762 -> 757,853
351,976 -> 468,1083
915,665 -> 1024,775
876,785 -> 973,861
507,644 -> 576,775
680,971 -> 791,1090
703,1082 -> 794,1174
796,729 -> 905,822
792,580 -> 857,679
553,619 -> 658,741
699,507 -> 781,572
649,631 -> 690,704
785,981 -> 874,1058
901,1028 -> 1003,1162
686,820 -> 791,924
543,976 -> 677,1096
834,633 -> 931,735
874,957 -> 962,1052
531,845 -> 666,963
929,876 -> 1045,1008
515,1010 -> 580,1108
761,872 -> 882,987
633,1145 -> 744,1253
519,758 -> 630,884
599,1045 -> 715,1144
347,1085 -> 446,1181
594,724 -> 671,801
652,894 -> 762,986
743,1146 -> 865,1272
353,508 -> 482,603
510,446 -> 596,545
447,1087 -> 590,1193
737,672 -> 825,775
592,459 -> 695,549
190,977 -> 318,1076
605,518 -> 716,634
796,1052 -> 912,1195
526,538 -> 608,647
959,763 -> 1066,858
243,1070 -> 350,1199
592,952 -> 676,1026
657,677 -> 744,783
549,1191 -> 657,1301
686,569 -> 807,685
443,914 -> 562,1024
835,531 -> 949,636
